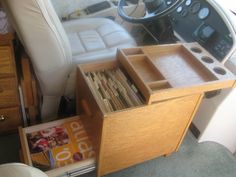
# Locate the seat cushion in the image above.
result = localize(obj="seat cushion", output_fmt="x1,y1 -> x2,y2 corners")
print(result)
62,18 -> 136,97
62,18 -> 136,63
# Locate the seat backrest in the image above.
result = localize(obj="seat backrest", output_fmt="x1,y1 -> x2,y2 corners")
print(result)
2,0 -> 72,96
0,163 -> 48,177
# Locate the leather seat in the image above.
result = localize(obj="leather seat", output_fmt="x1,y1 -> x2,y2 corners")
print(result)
64,18 -> 135,63
2,0 -> 136,119
63,18 -> 136,98
0,163 -> 48,177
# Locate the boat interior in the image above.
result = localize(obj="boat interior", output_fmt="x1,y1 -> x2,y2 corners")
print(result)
0,0 -> 236,176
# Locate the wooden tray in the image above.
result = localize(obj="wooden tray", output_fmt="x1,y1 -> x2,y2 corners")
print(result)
118,42 -> 236,103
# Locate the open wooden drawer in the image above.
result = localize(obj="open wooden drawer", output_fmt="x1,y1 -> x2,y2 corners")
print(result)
19,116 -> 96,177
76,42 -> 236,177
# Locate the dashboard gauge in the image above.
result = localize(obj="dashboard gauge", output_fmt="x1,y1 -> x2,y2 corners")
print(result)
190,1 -> 201,14
198,7 -> 210,20
177,6 -> 183,13
185,0 -> 192,6
166,0 -> 172,6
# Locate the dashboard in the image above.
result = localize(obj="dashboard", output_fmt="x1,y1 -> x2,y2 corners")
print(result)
51,0 -> 236,63
169,0 -> 234,62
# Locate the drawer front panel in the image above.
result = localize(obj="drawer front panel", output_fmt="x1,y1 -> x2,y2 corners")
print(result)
0,46 -> 15,78
99,94 -> 203,176
76,67 -> 104,157
0,107 -> 21,132
0,77 -> 19,107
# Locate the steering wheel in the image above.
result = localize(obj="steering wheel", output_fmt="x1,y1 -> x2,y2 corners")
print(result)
118,0 -> 184,23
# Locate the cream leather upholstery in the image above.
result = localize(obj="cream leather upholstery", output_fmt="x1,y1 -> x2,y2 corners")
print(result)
63,18 -> 136,97
64,18 -> 135,63
0,163 -> 48,177
2,0 -> 136,119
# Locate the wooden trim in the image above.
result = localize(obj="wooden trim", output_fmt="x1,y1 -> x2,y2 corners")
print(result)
18,126 -> 32,165
19,52 -> 39,124
96,120 -> 105,177
24,116 -> 79,133
175,94 -> 203,151
0,33 -> 14,46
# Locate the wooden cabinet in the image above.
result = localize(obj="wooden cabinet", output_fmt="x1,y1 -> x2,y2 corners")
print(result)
0,33 -> 21,133
76,43 -> 236,177
18,42 -> 235,177
0,107 -> 21,132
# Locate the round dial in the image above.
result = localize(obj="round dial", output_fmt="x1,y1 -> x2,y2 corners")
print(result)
177,6 -> 183,13
166,0 -> 172,6
185,0 -> 192,6
198,7 -> 210,20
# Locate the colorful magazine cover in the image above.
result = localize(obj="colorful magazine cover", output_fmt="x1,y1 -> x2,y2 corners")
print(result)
27,118 -> 95,171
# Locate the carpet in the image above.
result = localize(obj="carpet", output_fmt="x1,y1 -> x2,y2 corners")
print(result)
81,132 -> 236,177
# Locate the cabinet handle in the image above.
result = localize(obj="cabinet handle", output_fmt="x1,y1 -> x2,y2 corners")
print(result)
81,99 -> 92,117
0,115 -> 6,122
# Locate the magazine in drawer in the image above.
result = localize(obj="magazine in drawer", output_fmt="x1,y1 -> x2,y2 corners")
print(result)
19,116 -> 95,177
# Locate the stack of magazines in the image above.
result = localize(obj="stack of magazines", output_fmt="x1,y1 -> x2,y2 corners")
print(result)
86,68 -> 144,112
27,119 -> 95,171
